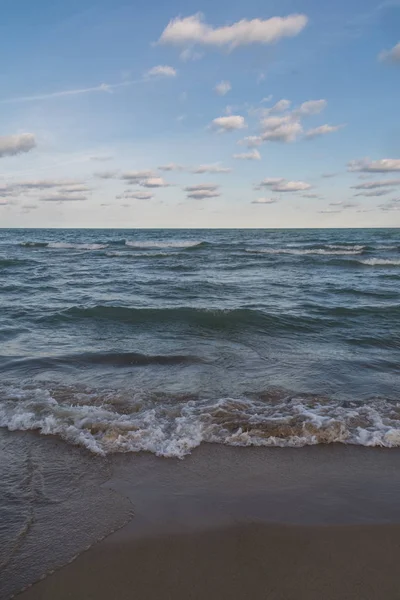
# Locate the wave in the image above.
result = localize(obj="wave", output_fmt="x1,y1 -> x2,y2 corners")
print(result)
0,258 -> 35,267
125,240 -> 205,249
358,258 -> 400,267
20,242 -> 108,250
105,250 -> 176,259
246,246 -> 364,256
42,305 -> 332,333
1,386 -> 400,457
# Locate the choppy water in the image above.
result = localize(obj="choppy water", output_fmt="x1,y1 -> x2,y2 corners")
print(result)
1,228 -> 400,458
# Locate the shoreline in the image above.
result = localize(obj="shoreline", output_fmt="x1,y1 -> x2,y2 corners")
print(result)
11,440 -> 400,600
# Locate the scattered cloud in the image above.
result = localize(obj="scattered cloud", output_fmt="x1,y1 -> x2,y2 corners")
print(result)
330,201 -> 358,208
354,189 -> 394,197
186,189 -> 221,199
191,163 -> 231,173
260,115 -> 303,142
0,133 -> 36,158
305,124 -> 344,139
302,193 -> 320,198
139,177 -> 170,188
264,99 -> 291,114
158,163 -> 185,171
379,41 -> 400,64
146,65 -> 177,78
215,80 -> 232,96
258,178 -> 311,192
158,13 -> 308,50
211,115 -> 246,132
321,173 -> 338,178
120,170 -> 157,182
319,208 -> 342,214
348,158 -> 400,172
251,197 -> 277,204
58,185 -> 92,194
40,195 -> 87,202
95,171 -> 119,179
184,183 -> 219,192
261,95 -> 273,103
295,99 -> 327,116
1,82 -> 129,104
179,48 -> 204,61
233,149 -> 261,160
116,191 -> 153,200
239,135 -> 263,148
351,179 -> 400,189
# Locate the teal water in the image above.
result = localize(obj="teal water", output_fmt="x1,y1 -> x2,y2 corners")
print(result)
0,228 -> 400,457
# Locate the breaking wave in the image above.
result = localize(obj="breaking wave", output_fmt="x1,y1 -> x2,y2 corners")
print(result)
1,386 -> 400,458
359,258 -> 400,267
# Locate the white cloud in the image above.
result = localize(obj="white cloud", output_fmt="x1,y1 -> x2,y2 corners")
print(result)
354,189 -> 394,197
116,191 -> 153,200
158,13 -> 308,49
95,171 -> 119,179
233,149 -> 261,160
261,115 -> 303,142
40,195 -> 87,202
187,189 -> 221,199
348,158 -> 400,173
120,170 -> 157,182
379,42 -> 400,64
211,115 -> 246,132
146,65 -> 177,78
215,81 -> 232,96
58,185 -> 92,193
179,48 -> 204,61
251,197 -> 276,204
258,178 -> 311,192
2,82 -> 129,104
351,179 -> 400,189
239,135 -> 263,148
191,163 -> 231,173
265,99 -> 291,114
158,163 -> 185,171
185,183 -> 218,191
139,177 -> 170,188
295,99 -> 327,116
261,95 -> 273,103
305,124 -> 344,138
0,133 -> 36,158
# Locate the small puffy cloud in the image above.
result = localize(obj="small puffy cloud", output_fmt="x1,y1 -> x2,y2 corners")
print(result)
95,171 -> 119,179
215,80 -> 232,96
251,197 -> 276,204
158,163 -> 185,171
158,13 -> 308,49
116,191 -> 153,200
58,185 -> 92,194
261,115 -> 303,142
0,133 -> 36,158
239,135 -> 263,148
211,115 -> 246,132
6,179 -> 82,192
379,42 -> 400,64
180,48 -> 204,61
295,99 -> 327,116
305,124 -> 344,139
351,179 -> 400,190
187,189 -> 221,199
146,65 -> 177,78
120,170 -> 157,182
264,99 -> 291,114
258,178 -> 311,192
40,195 -> 87,202
233,149 -> 261,160
261,95 -> 273,103
191,163 -> 231,174
348,158 -> 400,173
184,183 -> 219,192
139,177 -> 170,188
354,189 -> 394,197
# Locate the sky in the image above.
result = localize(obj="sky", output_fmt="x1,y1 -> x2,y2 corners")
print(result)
0,0 -> 400,228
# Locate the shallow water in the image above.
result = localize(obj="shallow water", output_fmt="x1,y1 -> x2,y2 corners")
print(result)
0,228 -> 400,457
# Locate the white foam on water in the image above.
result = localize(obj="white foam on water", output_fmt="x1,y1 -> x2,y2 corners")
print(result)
125,241 -> 202,249
48,243 -> 108,250
1,386 -> 400,459
359,258 -> 400,267
247,247 -> 364,256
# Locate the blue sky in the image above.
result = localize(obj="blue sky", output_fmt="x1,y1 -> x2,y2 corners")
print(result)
1,0 -> 400,227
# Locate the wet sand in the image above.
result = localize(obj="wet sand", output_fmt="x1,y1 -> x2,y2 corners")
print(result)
19,522 -> 400,600
16,443 -> 400,600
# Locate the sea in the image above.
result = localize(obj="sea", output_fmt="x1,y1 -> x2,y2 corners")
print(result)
1,227 -> 400,597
